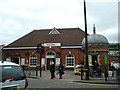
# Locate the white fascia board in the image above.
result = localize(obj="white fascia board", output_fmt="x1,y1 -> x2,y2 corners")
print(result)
3,47 -> 36,50
3,46 -> 82,50
61,46 -> 82,48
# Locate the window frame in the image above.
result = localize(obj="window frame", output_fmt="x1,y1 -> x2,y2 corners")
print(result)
29,54 -> 37,67
66,53 -> 75,67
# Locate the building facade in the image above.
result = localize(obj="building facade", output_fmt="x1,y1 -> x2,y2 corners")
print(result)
3,28 -> 85,69
108,43 -> 120,63
2,27 -> 110,70
82,26 -> 109,70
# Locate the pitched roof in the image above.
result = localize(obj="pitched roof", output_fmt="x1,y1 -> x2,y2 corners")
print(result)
6,28 -> 85,47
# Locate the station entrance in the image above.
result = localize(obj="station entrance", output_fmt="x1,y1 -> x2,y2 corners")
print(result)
46,50 -> 56,70
92,55 -> 98,66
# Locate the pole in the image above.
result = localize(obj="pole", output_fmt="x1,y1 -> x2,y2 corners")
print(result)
83,0 -> 89,80
40,51 -> 42,77
36,65 -> 38,77
105,67 -> 108,81
81,66 -> 83,80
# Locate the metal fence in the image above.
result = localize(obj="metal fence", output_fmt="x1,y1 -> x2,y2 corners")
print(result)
22,66 -> 39,77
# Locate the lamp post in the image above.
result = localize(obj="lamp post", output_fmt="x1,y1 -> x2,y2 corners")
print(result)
83,0 -> 89,80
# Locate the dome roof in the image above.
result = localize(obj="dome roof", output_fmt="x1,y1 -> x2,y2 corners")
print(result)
82,33 -> 109,45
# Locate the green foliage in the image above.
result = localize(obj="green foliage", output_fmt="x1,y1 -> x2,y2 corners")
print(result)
56,51 -> 61,54
25,52 -> 29,56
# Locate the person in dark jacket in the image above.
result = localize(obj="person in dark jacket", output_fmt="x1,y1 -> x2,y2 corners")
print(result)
109,65 -> 115,77
93,60 -> 100,77
49,61 -> 55,79
58,63 -> 64,79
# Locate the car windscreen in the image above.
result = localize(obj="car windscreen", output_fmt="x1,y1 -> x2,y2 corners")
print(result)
0,65 -> 25,82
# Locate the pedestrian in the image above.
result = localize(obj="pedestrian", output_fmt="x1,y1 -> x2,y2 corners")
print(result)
93,60 -> 100,77
49,61 -> 55,79
58,63 -> 64,79
97,67 -> 102,77
89,65 -> 94,77
109,65 -> 115,77
80,61 -> 84,67
94,60 -> 99,70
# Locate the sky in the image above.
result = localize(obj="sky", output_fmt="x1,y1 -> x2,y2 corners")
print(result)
0,0 -> 119,45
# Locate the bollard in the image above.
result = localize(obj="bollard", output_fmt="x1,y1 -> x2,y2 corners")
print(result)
36,66 -> 38,77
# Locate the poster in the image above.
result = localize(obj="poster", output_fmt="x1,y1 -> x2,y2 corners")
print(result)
56,58 -> 60,65
21,58 -> 25,65
41,58 -> 45,64
6,58 -> 11,62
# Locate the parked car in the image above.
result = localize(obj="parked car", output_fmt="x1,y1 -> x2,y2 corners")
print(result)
74,65 -> 87,75
0,61 -> 28,89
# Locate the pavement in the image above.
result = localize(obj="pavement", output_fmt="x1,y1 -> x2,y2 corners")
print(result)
25,70 -> 120,89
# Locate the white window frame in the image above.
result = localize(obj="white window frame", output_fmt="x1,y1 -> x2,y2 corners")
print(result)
46,50 -> 56,58
29,54 -> 37,67
66,54 -> 75,67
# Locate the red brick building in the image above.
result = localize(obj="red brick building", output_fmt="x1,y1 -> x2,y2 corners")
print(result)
2,27 -> 109,70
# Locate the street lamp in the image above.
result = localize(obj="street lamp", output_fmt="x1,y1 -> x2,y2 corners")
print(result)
83,0 -> 89,80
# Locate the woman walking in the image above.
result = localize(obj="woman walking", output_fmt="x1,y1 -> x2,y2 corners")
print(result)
58,63 -> 64,79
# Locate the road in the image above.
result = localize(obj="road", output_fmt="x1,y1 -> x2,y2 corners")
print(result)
27,70 -> 120,89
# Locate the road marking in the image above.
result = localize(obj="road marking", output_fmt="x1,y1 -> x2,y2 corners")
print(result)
70,81 -> 120,87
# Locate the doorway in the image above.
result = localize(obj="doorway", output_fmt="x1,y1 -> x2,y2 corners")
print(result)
46,50 -> 56,70
47,58 -> 55,70
11,57 -> 20,64
92,55 -> 98,66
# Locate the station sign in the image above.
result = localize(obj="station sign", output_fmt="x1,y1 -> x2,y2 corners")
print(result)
44,43 -> 61,47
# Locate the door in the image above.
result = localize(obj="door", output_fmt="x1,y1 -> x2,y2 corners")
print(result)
92,55 -> 98,66
11,57 -> 20,64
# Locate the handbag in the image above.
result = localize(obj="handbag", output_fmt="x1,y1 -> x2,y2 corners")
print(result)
56,72 -> 59,75
62,71 -> 65,74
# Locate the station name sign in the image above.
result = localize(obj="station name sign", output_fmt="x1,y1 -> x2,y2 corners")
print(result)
44,43 -> 61,47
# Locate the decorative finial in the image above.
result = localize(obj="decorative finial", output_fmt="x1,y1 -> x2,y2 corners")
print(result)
93,24 -> 96,34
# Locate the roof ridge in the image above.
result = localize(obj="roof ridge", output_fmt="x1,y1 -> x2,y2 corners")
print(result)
34,27 -> 81,31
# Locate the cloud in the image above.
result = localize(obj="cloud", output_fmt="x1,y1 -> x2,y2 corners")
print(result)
0,0 -> 118,45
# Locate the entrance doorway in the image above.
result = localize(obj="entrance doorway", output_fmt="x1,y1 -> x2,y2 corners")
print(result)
46,50 -> 56,70
11,57 -> 20,64
47,58 -> 55,70
92,55 -> 98,66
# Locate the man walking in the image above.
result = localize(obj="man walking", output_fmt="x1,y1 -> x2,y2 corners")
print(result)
50,61 -> 55,79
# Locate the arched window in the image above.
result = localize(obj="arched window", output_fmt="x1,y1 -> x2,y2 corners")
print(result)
46,51 -> 55,56
46,50 -> 56,58
66,54 -> 75,67
29,54 -> 37,66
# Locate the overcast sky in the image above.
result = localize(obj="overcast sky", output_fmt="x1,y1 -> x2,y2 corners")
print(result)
0,0 -> 119,45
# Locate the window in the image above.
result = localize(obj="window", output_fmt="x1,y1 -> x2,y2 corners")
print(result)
66,54 -> 75,67
49,27 -> 60,34
29,54 -> 37,66
47,51 -> 55,56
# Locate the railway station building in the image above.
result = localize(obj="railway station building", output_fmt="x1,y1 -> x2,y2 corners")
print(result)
2,27 -> 109,70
